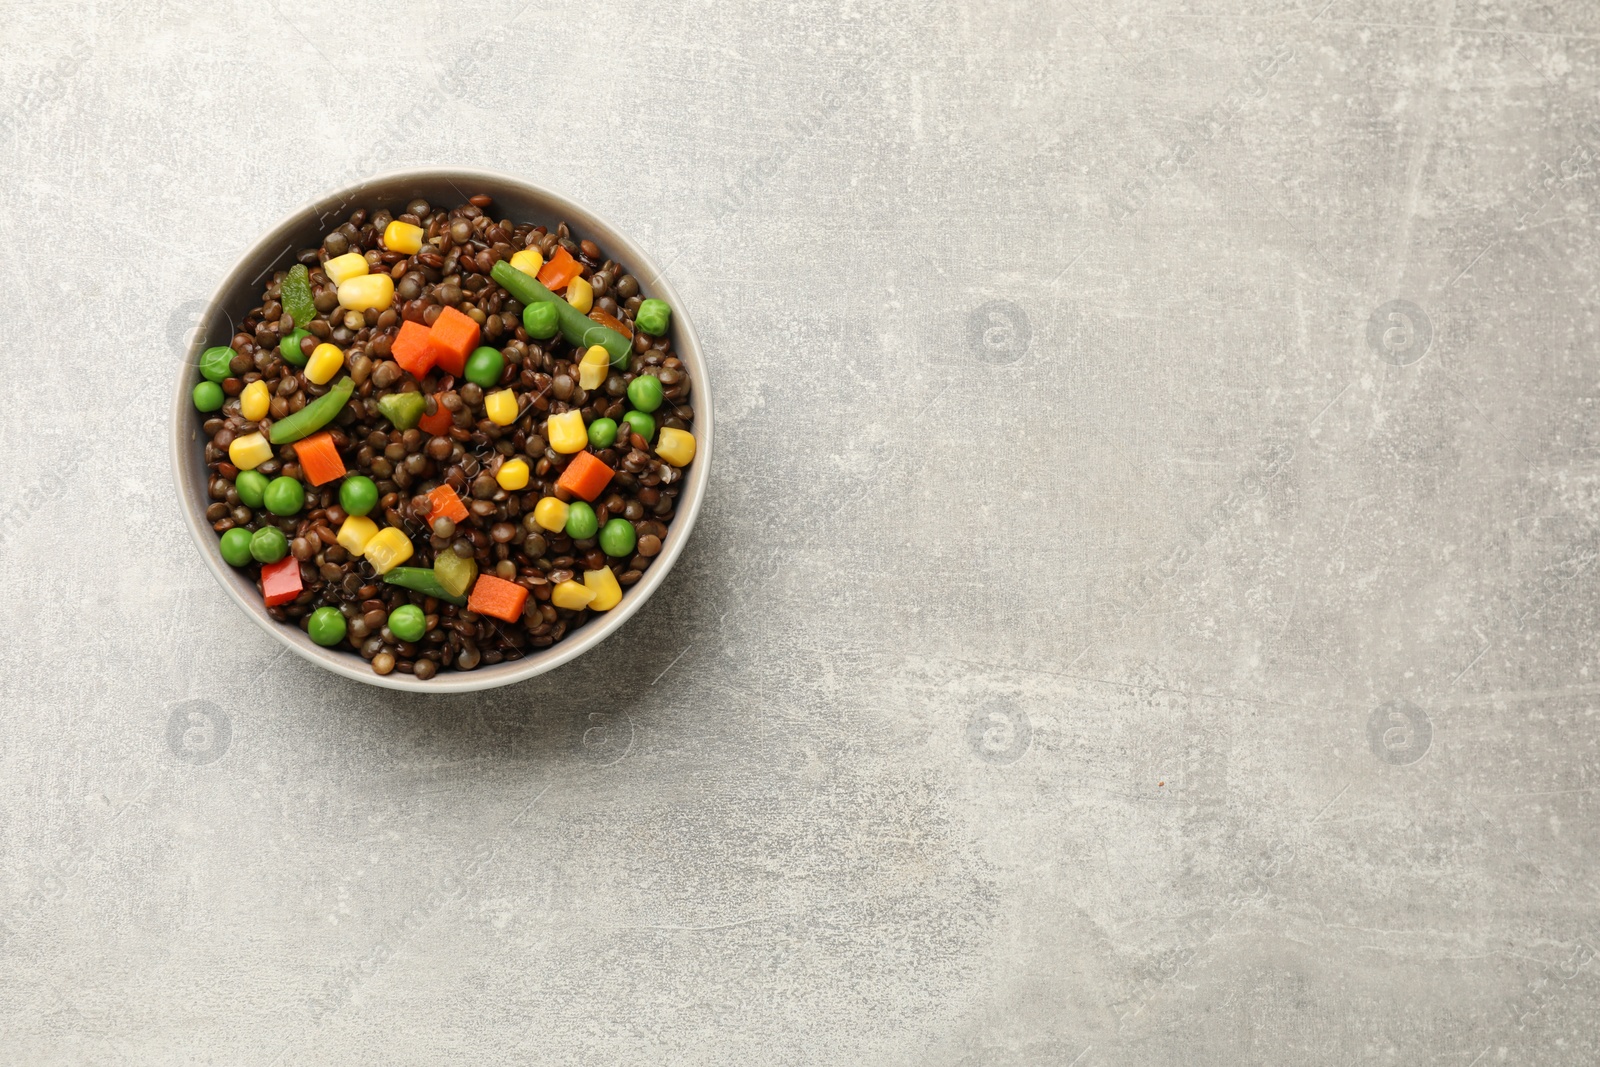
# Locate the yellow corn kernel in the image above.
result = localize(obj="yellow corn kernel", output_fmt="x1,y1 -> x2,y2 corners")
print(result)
509,248 -> 544,276
655,427 -> 697,467
336,515 -> 379,557
484,388 -> 519,426
583,567 -> 622,611
239,380 -> 270,421
495,457 -> 530,491
383,220 -> 424,254
578,345 -> 609,390
337,273 -> 394,312
324,252 -> 368,285
228,431 -> 273,470
551,579 -> 596,610
546,409 -> 587,453
565,275 -> 593,314
362,527 -> 414,575
533,496 -> 569,532
305,342 -> 346,385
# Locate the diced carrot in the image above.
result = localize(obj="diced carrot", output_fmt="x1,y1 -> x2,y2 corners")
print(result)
467,574 -> 528,623
261,556 -> 303,607
537,246 -> 581,292
589,308 -> 632,339
426,484 -> 468,524
391,320 -> 437,379
292,429 -> 346,486
555,450 -> 615,502
418,393 -> 453,436
427,306 -> 478,377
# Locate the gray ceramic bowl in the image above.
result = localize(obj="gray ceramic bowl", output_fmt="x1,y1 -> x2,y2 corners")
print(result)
170,168 -> 711,693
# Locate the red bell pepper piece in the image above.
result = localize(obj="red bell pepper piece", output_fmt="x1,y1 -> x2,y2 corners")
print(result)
261,556 -> 303,607
537,246 -> 581,292
589,308 -> 632,339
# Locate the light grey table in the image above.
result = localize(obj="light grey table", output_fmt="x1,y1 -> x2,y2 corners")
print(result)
4,1 -> 1598,1063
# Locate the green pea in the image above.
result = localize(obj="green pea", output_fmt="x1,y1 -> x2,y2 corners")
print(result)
587,417 -> 618,449
263,476 -> 305,517
464,346 -> 505,388
249,525 -> 288,563
635,298 -> 671,337
388,604 -> 427,643
192,380 -> 225,412
235,470 -> 269,509
627,373 -> 664,413
621,410 -> 655,442
199,345 -> 236,383
523,300 -> 560,340
307,606 -> 348,647
339,475 -> 378,517
219,527 -> 254,567
599,518 -> 637,558
279,328 -> 311,367
565,500 -> 598,540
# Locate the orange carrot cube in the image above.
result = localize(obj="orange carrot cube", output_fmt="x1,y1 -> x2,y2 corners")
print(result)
292,430 -> 346,487
427,306 -> 479,377
467,574 -> 528,622
426,484 -> 468,524
555,451 -> 615,502
390,320 -> 437,379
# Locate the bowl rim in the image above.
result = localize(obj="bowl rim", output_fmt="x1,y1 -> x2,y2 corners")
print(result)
168,167 -> 712,694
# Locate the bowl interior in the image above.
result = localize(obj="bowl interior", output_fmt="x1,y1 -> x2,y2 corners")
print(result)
170,169 -> 711,694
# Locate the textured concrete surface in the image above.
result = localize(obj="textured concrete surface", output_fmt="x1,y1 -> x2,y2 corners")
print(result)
3,0 -> 1599,1063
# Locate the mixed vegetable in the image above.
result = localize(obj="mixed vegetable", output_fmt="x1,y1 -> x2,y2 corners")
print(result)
193,195 -> 696,678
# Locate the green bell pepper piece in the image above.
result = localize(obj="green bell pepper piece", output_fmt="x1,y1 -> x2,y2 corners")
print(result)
280,264 -> 318,331
376,391 -> 427,431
